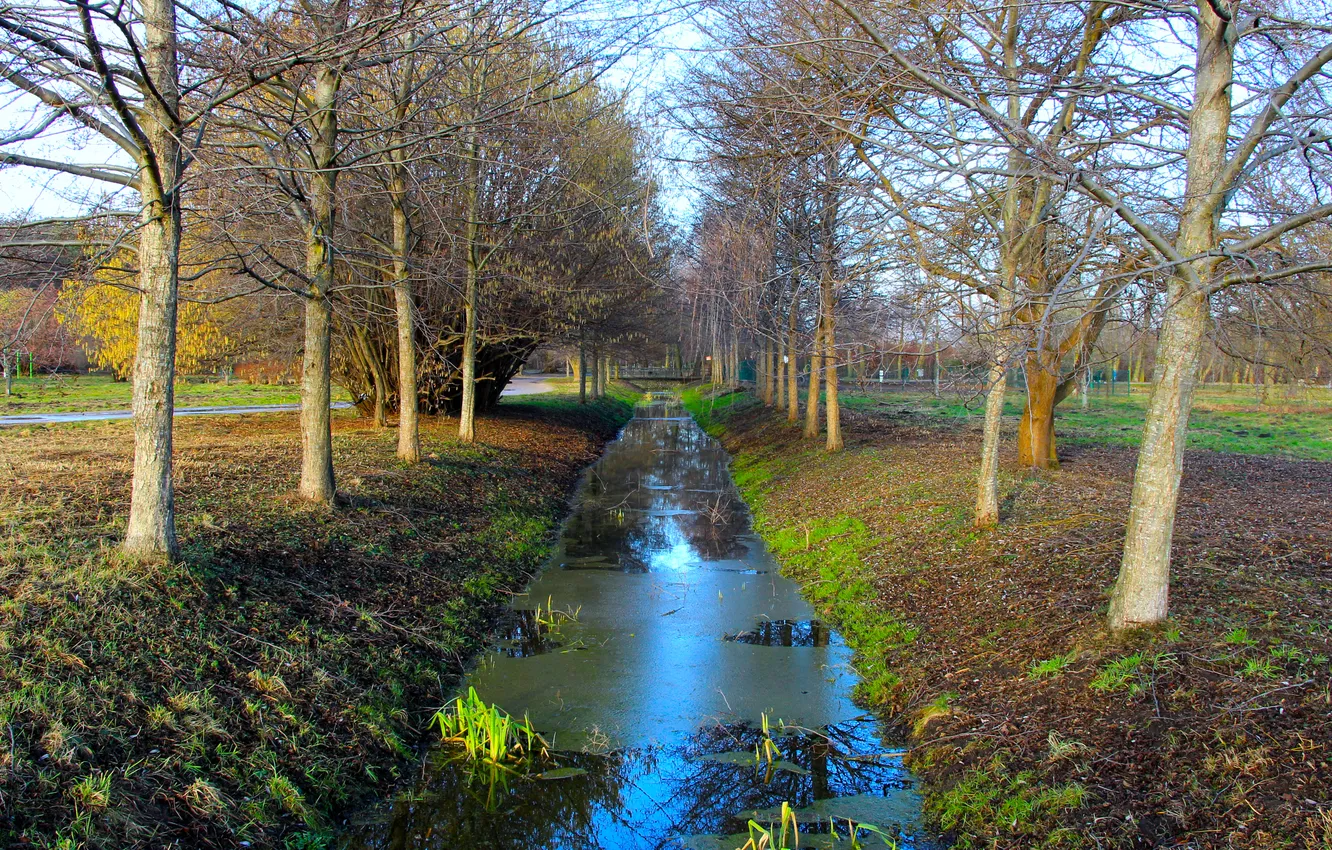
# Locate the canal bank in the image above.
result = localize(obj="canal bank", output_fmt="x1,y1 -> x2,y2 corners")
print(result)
680,385 -> 1332,850
0,390 -> 636,849
340,393 -> 943,849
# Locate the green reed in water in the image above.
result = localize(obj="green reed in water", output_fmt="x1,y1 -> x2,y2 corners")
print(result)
533,594 -> 581,630
432,687 -> 546,764
755,712 -> 783,771
737,802 -> 799,849
735,804 -> 900,850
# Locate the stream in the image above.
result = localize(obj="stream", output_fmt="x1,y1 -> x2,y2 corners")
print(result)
339,394 -> 942,849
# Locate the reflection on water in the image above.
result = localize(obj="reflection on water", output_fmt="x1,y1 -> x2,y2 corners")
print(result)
339,396 -> 943,850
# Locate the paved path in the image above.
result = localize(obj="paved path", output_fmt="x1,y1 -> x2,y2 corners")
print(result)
499,375 -> 557,397
1,375 -> 557,427
0,402 -> 354,427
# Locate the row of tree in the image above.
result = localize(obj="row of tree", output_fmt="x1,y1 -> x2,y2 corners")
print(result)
673,0 -> 1332,630
1,0 -> 668,558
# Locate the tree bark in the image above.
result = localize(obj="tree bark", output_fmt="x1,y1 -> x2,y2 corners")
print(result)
578,342 -> 586,403
1107,0 -> 1231,630
823,283 -> 842,452
389,98 -> 419,462
123,0 -> 182,558
298,62 -> 340,504
974,359 -> 1007,528
787,303 -> 800,423
458,258 -> 478,442
1018,361 -> 1059,469
804,318 -> 822,439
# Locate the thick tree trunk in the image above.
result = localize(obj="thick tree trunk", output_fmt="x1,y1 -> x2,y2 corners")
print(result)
299,292 -> 335,502
1018,361 -> 1059,469
776,338 -> 787,409
1107,0 -> 1231,630
297,63 -> 340,504
125,187 -> 181,555
1108,288 -> 1208,628
804,319 -> 822,439
123,0 -> 182,559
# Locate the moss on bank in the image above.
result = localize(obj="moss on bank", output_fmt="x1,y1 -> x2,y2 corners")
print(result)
0,388 -> 635,849
683,384 -> 1332,850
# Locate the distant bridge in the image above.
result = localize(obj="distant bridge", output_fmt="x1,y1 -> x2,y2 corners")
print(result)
620,366 -> 699,382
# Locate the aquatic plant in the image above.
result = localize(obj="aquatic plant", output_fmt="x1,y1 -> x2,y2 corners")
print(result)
736,801 -> 799,850
533,595 -> 581,630
431,687 -> 545,764
754,712 -> 783,771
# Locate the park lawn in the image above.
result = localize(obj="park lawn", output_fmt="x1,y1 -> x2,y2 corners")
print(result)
685,386 -> 1332,850
840,383 -> 1332,461
0,388 -> 636,849
1,374 -> 353,414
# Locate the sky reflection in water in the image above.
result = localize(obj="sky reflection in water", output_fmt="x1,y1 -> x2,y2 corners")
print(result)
339,398 -> 944,850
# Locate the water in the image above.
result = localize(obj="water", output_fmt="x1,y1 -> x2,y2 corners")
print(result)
340,396 -> 942,850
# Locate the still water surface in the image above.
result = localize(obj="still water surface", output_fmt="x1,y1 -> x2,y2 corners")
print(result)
340,396 -> 942,849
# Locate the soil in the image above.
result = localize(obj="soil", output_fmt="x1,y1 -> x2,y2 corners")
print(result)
697,391 -> 1332,850
0,392 -> 633,849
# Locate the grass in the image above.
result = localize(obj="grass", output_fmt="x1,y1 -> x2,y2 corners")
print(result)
0,388 -> 634,848
1,374 -> 352,414
839,383 -> 1332,461
923,750 -> 1089,850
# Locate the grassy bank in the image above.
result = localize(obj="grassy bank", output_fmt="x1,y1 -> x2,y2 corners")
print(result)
1,375 -> 352,414
683,385 -> 1332,850
0,388 -> 635,849
838,383 -> 1332,461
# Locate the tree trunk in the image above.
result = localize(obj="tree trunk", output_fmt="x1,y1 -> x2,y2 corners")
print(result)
787,306 -> 800,423
297,63 -> 340,504
361,327 -> 389,428
1107,0 -> 1230,630
776,337 -> 787,409
458,263 -> 477,442
390,162 -> 419,462
766,341 -> 777,404
123,0 -> 182,558
458,127 -> 481,443
975,360 -> 1007,528
823,285 -> 842,452
3,350 -> 11,396
1017,360 -> 1059,469
804,319 -> 822,439
578,343 -> 586,404
1108,288 -> 1208,628
299,291 -> 335,502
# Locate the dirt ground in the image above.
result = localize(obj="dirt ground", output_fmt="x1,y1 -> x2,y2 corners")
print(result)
697,391 -> 1332,850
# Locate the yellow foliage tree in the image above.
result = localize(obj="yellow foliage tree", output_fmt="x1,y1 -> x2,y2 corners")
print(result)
58,251 -> 230,379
